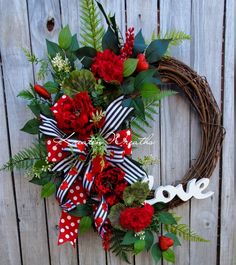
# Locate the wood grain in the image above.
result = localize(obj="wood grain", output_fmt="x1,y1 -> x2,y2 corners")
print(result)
0,0 -> 50,264
159,1 -> 191,264
219,0 -> 234,263
190,1 -> 224,265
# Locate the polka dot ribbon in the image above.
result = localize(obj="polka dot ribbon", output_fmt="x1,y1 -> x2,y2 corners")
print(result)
39,95 -> 148,245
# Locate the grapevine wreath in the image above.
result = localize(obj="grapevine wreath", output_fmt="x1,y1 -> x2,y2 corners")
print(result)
2,1 -> 224,263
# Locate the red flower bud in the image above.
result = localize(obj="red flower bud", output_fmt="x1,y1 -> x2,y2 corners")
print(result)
136,53 -> 149,72
34,84 -> 51,100
159,236 -> 174,251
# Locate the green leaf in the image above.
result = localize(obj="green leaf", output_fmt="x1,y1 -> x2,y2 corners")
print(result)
41,182 -> 56,198
151,243 -> 162,263
58,25 -> 72,50
108,203 -> 126,230
159,212 -> 177,225
165,232 -> 181,247
121,77 -> 135,95
134,69 -> 156,90
69,34 -> 80,51
145,39 -> 171,63
123,58 -> 138,77
134,30 -> 147,55
79,216 -> 92,234
17,90 -> 35,100
140,83 -> 159,98
162,249 -> 175,263
121,231 -> 138,245
132,97 -> 145,119
76,47 -> 97,68
70,204 -> 92,217
123,182 -> 150,205
43,81 -> 58,94
28,102 -> 40,117
46,39 -> 63,58
134,239 -> 145,255
145,230 -> 154,251
102,26 -> 119,54
30,173 -> 53,186
21,118 -> 40,134
40,104 -> 52,117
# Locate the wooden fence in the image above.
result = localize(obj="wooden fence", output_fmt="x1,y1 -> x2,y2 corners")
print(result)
0,0 -> 234,264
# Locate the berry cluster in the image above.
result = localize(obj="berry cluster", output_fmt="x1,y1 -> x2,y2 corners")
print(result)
120,27 -> 135,59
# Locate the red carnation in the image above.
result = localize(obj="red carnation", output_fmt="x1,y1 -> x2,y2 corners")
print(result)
92,164 -> 127,206
119,203 -> 154,232
91,49 -> 124,83
136,54 -> 149,72
51,92 -> 95,140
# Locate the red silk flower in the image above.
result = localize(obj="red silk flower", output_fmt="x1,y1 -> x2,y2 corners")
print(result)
51,92 -> 95,140
91,49 -> 124,83
119,203 -> 154,232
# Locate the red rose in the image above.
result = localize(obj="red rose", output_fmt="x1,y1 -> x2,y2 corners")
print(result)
119,203 -> 154,232
51,92 -> 95,140
91,49 -> 124,83
136,54 -> 149,72
92,164 -> 127,206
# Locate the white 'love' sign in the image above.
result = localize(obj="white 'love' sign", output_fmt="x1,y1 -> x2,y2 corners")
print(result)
143,176 -> 214,205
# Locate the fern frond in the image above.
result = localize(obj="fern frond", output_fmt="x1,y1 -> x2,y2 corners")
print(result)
80,0 -> 105,50
1,143 -> 46,171
110,230 -> 132,263
164,223 -> 209,242
159,30 -> 191,47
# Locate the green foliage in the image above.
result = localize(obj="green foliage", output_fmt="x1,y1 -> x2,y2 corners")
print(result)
134,239 -> 145,255
62,69 -> 96,95
123,182 -> 150,206
158,30 -> 191,52
164,223 -> 209,242
0,143 -> 45,171
109,203 -> 126,230
165,232 -> 181,247
158,211 -> 177,225
58,25 -> 72,50
162,249 -> 175,263
110,229 -> 132,263
20,118 -> 40,135
102,26 -> 119,53
76,46 -> 97,68
144,230 -> 154,251
69,204 -> 93,217
145,39 -> 171,63
80,0 -> 104,50
123,58 -> 138,77
151,243 -> 162,263
133,30 -> 147,55
41,182 -> 56,198
18,90 -> 35,100
121,231 -> 138,245
79,216 -> 92,234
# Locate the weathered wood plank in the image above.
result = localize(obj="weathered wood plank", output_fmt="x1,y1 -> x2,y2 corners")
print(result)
0,0 -> 50,264
0,63 -> 22,265
26,1 -> 80,264
159,1 -> 191,265
220,0 -> 234,263
190,1 -> 224,264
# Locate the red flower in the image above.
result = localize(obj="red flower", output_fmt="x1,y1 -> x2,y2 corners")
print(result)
51,92 -> 95,140
120,27 -> 135,59
136,54 -> 149,72
119,203 -> 154,232
159,236 -> 174,251
34,84 -> 51,100
92,164 -> 127,206
91,49 -> 124,83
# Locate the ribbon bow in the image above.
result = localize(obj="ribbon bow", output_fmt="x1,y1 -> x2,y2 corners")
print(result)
40,95 -> 147,245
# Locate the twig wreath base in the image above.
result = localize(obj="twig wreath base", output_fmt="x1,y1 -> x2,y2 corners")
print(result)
157,57 -> 225,209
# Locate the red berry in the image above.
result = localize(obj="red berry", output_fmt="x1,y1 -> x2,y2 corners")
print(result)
159,236 -> 174,251
34,84 -> 51,100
